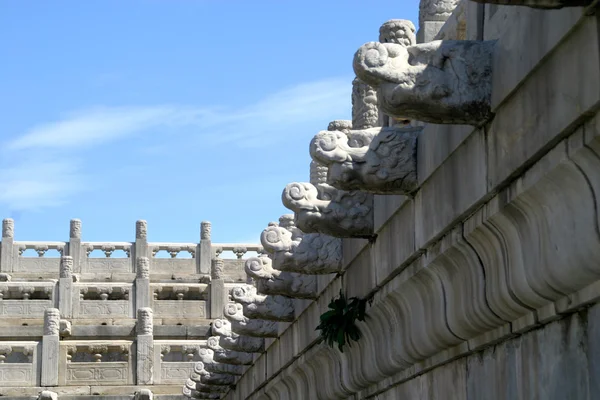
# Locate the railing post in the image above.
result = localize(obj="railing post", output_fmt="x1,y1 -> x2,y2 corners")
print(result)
68,219 -> 82,273
135,220 -> 149,271
41,308 -> 60,386
209,257 -> 225,319
135,257 -> 151,310
58,256 -> 73,318
198,221 -> 211,274
1,218 -> 14,272
136,307 -> 154,385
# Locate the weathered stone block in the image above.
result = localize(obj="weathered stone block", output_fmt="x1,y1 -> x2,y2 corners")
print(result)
415,128 -> 487,249
487,15 -> 600,188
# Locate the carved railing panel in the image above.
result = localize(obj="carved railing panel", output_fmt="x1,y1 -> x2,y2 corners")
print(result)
151,243 -> 197,274
0,342 -> 36,387
73,284 -> 133,319
13,242 -> 65,273
81,242 -> 133,273
62,342 -> 133,386
160,361 -> 197,384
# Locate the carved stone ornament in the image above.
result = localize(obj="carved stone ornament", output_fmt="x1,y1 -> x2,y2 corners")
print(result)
212,318 -> 265,353
223,302 -> 279,337
230,285 -> 295,322
60,256 -> 74,278
261,216 -> 342,274
134,389 -> 153,400
0,273 -> 12,282
206,336 -> 254,365
327,120 -> 353,133
245,256 -> 318,299
310,125 -> 420,194
136,220 -> 148,240
185,378 -> 229,393
353,40 -> 495,126
468,0 -> 592,8
310,160 -> 329,186
137,307 -> 153,335
352,78 -> 381,130
2,218 -> 14,238
182,386 -> 221,399
70,219 -> 82,239
44,308 -> 61,336
60,319 -> 72,336
38,391 -> 58,400
282,181 -> 374,238
211,258 -> 224,280
420,0 -> 460,24
192,362 -> 236,386
201,221 -> 212,240
379,19 -> 417,46
136,257 -> 150,279
197,348 -> 244,375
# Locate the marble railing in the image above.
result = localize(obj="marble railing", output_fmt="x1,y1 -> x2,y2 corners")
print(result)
0,342 -> 37,387
0,219 -> 260,283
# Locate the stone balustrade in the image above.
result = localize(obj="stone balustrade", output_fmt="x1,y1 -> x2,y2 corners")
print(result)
0,219 -> 261,398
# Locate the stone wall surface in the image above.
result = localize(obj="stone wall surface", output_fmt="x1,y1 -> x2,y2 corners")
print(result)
216,2 -> 600,400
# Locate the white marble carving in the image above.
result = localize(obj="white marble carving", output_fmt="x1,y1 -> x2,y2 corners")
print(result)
38,391 -> 58,400
223,302 -> 279,337
183,386 -> 221,399
379,19 -> 417,46
136,220 -> 148,240
310,125 -> 420,194
60,256 -> 73,278
230,285 -> 295,322
2,218 -> 14,238
191,361 -> 236,385
70,219 -> 82,239
134,389 -> 153,400
245,256 -> 318,299
137,257 -> 150,279
207,336 -> 254,365
282,180 -> 374,238
137,308 -> 153,335
185,378 -> 229,393
327,120 -> 353,133
212,319 -> 265,353
44,308 -> 60,336
420,0 -> 460,25
352,77 -> 380,130
261,216 -> 343,274
197,348 -> 244,375
353,40 -> 495,125
212,258 -> 224,280
201,221 -> 212,240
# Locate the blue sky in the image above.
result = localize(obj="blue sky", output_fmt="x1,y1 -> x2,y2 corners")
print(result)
0,1 -> 418,245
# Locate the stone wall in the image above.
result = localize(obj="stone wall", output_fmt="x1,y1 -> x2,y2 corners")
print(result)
218,2 -> 600,399
0,219 -> 260,399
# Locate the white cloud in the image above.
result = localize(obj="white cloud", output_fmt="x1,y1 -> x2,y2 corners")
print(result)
0,76 -> 352,212
0,158 -> 85,211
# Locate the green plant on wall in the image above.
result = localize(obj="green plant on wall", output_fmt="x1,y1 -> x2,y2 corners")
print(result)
315,290 -> 372,352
